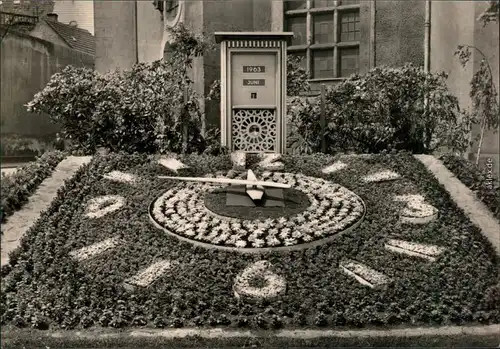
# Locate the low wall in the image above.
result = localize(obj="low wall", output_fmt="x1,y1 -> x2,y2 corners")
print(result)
0,30 -> 94,143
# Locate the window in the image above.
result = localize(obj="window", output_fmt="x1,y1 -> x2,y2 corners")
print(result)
285,0 -> 361,79
339,11 -> 359,42
339,47 -> 359,77
313,13 -> 334,44
287,16 -> 307,46
312,50 -> 334,78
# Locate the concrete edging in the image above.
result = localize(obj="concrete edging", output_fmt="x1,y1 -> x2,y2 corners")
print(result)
41,324 -> 500,340
414,154 -> 500,255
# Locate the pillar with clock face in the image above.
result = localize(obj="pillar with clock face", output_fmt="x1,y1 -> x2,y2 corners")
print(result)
215,32 -> 294,155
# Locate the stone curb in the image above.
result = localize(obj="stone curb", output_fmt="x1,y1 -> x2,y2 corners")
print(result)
41,324 -> 500,340
415,154 -> 500,255
1,156 -> 93,266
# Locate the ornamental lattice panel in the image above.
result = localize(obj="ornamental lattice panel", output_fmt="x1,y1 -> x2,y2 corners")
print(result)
232,109 -> 277,152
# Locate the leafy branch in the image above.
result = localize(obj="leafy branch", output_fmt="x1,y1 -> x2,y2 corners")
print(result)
163,23 -> 216,153
454,42 -> 500,164
477,0 -> 500,27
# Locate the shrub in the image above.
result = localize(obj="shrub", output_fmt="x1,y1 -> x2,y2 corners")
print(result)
0,150 -> 66,229
26,24 -> 209,155
286,55 -> 311,97
288,64 -> 473,154
26,62 -> 203,155
440,154 -> 500,220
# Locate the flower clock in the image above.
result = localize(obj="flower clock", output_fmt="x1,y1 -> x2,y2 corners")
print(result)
5,151 -> 498,330
79,153 -> 444,302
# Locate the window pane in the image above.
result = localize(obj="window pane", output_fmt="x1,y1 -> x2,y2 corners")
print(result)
339,47 -> 359,77
312,0 -> 335,8
313,13 -> 334,44
286,16 -> 307,46
286,0 -> 307,11
312,50 -> 334,78
340,0 -> 360,5
289,51 -> 308,72
339,10 -> 360,42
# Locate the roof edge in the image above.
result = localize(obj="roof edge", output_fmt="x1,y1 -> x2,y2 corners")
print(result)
43,19 -> 74,49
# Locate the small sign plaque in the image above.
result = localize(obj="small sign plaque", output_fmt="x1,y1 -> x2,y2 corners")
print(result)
243,79 -> 265,86
243,66 -> 265,73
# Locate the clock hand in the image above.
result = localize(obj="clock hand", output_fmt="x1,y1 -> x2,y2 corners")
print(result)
157,175 -> 291,189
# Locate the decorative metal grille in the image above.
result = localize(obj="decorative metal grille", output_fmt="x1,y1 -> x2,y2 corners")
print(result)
227,40 -> 281,48
232,109 -> 277,152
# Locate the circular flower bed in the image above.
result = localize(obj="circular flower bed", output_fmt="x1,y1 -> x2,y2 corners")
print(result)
149,171 -> 366,251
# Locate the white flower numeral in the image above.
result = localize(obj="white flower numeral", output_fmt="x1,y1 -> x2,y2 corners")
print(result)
393,194 -> 438,224
362,170 -> 401,183
70,236 -> 121,261
385,239 -> 445,262
103,171 -> 137,184
158,157 -> 188,173
233,260 -> 286,301
124,260 -> 174,289
258,153 -> 284,171
340,260 -> 390,288
85,195 -> 125,219
322,161 -> 348,174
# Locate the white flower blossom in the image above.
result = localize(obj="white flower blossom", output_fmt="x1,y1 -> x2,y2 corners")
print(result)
252,239 -> 266,248
235,240 -> 247,248
283,238 -> 298,246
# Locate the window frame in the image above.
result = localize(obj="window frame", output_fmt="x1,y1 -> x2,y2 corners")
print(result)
285,0 -> 361,81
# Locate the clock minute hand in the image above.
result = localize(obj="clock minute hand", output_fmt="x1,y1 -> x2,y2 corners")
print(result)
157,175 -> 291,189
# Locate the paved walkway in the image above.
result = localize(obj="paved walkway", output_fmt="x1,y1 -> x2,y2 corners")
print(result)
1,156 -> 93,266
415,154 -> 500,255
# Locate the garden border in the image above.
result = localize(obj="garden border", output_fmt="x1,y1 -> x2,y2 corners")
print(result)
2,324 -> 499,348
415,154 -> 500,255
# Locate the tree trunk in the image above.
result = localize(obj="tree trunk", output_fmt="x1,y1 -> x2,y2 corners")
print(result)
475,117 -> 487,165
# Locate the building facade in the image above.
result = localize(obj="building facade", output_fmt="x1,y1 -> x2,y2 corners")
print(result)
94,0 -> 425,116
93,0 -> 498,172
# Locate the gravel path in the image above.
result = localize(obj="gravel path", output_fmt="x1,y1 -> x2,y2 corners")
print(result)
1,156 -> 93,266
